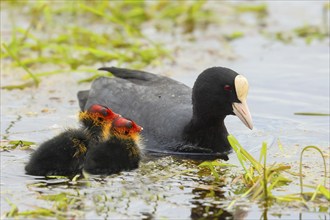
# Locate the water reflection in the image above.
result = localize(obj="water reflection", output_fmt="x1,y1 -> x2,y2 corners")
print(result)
190,187 -> 233,219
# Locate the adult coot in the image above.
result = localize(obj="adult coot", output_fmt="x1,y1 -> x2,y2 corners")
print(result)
78,67 -> 253,159
84,116 -> 143,175
25,104 -> 120,176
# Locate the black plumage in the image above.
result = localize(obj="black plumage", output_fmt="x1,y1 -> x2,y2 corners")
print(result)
25,129 -> 89,176
77,67 -> 253,159
84,115 -> 142,175
84,136 -> 141,175
25,104 -> 119,176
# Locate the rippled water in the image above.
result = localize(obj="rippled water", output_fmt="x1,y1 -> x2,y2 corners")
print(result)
1,2 -> 329,219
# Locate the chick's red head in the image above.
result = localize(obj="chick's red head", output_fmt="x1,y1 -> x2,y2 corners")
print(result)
112,117 -> 143,137
87,104 -> 120,121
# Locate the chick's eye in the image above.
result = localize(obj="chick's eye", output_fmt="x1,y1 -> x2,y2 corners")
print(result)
100,108 -> 108,117
224,85 -> 232,91
126,121 -> 133,129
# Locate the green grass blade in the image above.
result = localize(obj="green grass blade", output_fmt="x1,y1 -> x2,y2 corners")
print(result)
2,43 -> 40,86
198,161 -> 219,181
277,138 -> 284,152
1,81 -> 36,90
261,142 -> 268,200
294,112 -> 330,116
299,146 -> 327,200
228,135 -> 263,173
5,198 -> 19,217
310,184 -> 321,201
318,185 -> 330,200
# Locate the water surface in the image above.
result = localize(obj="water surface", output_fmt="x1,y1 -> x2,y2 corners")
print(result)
1,2 -> 329,219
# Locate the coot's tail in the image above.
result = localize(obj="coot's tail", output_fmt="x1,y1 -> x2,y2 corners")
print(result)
98,67 -> 159,82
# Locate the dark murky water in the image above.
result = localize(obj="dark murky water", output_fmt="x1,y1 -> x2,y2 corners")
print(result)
1,2 -> 329,219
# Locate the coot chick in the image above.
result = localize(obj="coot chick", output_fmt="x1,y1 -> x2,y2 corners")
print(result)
25,104 -> 120,176
84,116 -> 143,175
78,104 -> 120,144
77,67 -> 253,159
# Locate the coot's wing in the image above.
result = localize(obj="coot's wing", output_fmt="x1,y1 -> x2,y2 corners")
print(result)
78,67 -> 187,111
83,75 -> 192,130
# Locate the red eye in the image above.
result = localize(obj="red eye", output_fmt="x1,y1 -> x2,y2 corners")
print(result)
224,85 -> 232,91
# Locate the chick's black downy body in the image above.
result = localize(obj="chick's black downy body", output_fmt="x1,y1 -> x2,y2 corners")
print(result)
84,136 -> 140,175
25,105 -> 118,176
25,129 -> 88,176
83,115 -> 143,175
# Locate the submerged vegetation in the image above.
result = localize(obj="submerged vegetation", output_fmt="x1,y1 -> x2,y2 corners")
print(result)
1,1 -> 328,89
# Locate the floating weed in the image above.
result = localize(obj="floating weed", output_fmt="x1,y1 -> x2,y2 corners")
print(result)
0,81 -> 37,90
0,140 -> 35,151
224,31 -> 245,41
294,25 -> 328,44
38,192 -> 78,211
1,1 -> 213,88
271,24 -> 328,44
7,175 -> 87,219
14,208 -> 56,219
2,1 -> 327,89
198,160 -> 236,181
294,112 -> 330,116
151,0 -> 214,33
201,135 -> 329,212
235,3 -> 268,15
4,191 -> 84,219
235,3 -> 268,24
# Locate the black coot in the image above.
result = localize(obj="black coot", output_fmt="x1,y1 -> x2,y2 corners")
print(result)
78,67 -> 253,159
25,105 -> 119,176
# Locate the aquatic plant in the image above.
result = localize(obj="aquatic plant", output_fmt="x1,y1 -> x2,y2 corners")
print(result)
200,135 -> 329,212
1,1 -> 215,89
3,1 -> 325,90
4,191 -> 84,219
271,23 -> 329,44
0,140 -> 35,151
3,174 -> 84,219
294,112 -> 330,116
